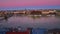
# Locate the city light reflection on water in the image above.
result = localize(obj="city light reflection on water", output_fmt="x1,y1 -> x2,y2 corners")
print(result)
0,15 -> 60,29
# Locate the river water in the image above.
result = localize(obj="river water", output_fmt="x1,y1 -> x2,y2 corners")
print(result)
0,15 -> 60,29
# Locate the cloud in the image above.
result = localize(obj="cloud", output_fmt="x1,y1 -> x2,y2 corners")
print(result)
0,0 -> 60,7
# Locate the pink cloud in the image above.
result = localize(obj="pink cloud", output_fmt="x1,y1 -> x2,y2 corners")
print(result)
0,0 -> 60,7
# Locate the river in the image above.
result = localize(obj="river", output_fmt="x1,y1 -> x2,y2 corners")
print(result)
0,15 -> 60,29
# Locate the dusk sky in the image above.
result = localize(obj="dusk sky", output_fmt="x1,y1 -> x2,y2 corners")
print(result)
0,0 -> 60,10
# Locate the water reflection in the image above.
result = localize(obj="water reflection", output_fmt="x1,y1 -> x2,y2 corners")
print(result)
29,16 -> 41,19
0,15 -> 60,29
